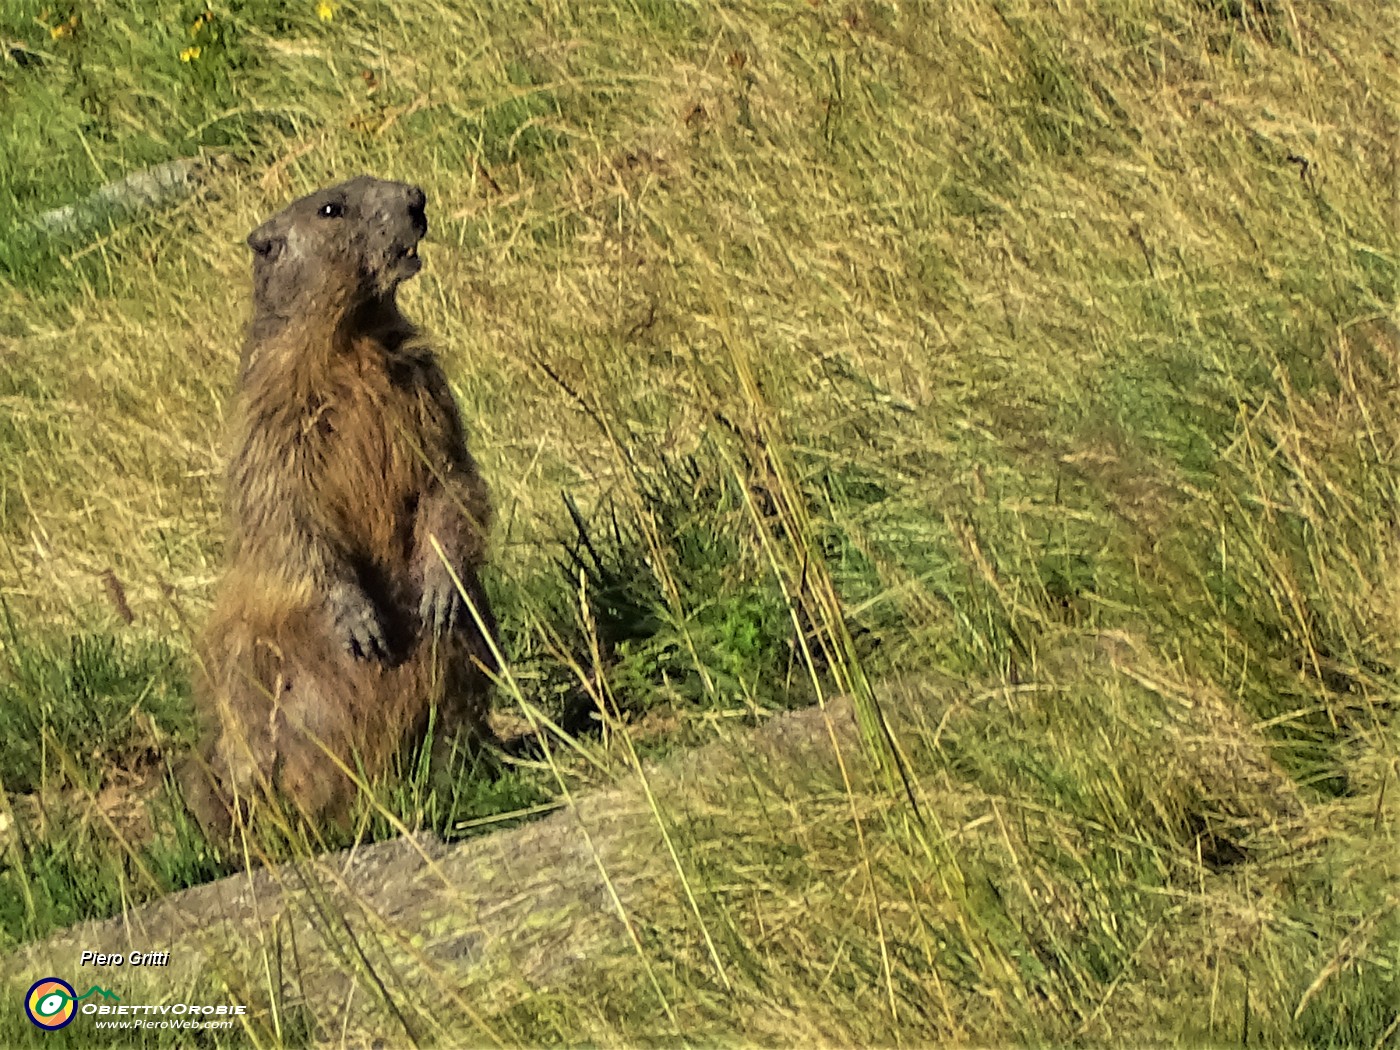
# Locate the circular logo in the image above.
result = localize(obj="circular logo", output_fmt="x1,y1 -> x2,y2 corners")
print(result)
25,978 -> 77,1030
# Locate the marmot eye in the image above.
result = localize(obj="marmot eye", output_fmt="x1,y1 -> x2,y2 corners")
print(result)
318,201 -> 345,219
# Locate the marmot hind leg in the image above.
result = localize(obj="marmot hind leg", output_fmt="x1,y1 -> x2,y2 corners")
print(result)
423,576 -> 504,791
184,617 -> 363,848
175,749 -> 236,847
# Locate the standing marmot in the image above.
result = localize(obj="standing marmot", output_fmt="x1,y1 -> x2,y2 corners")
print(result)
183,176 -> 498,845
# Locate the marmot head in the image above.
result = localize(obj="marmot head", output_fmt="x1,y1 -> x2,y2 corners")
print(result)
246,176 -> 428,322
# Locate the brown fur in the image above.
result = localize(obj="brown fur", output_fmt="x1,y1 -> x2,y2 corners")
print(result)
183,176 -> 497,846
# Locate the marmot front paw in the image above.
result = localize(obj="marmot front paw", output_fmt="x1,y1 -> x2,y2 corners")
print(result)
328,582 -> 390,659
419,571 -> 463,636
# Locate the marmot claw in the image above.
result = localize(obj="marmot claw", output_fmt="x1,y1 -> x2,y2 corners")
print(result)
419,575 -> 461,636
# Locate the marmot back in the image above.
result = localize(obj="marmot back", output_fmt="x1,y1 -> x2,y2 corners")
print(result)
182,176 -> 498,847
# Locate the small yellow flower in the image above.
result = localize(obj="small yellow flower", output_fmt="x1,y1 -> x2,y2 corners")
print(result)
50,15 -> 77,39
316,0 -> 335,21
180,45 -> 202,62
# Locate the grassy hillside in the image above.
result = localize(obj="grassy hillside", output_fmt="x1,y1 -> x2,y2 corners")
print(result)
1,0 -> 1397,1045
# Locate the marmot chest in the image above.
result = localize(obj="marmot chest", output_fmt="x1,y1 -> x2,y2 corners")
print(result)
310,359 -> 440,559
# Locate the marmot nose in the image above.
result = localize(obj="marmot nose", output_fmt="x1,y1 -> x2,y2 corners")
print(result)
406,186 -> 427,233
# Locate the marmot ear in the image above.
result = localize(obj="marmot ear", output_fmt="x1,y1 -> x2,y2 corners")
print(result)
246,225 -> 283,261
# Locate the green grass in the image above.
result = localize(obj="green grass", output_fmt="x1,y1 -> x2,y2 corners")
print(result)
1,0 -> 1397,1044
